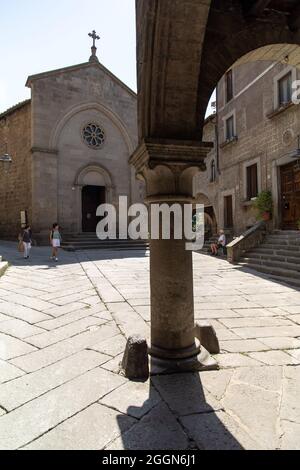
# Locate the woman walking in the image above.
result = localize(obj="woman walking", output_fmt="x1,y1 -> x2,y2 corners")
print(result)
22,225 -> 32,260
50,223 -> 62,262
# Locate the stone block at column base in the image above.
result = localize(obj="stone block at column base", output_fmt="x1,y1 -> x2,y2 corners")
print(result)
150,344 -> 219,376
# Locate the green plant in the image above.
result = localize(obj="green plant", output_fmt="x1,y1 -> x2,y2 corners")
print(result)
297,219 -> 300,230
252,191 -> 273,220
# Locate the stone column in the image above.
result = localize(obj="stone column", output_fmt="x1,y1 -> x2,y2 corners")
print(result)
130,139 -> 217,373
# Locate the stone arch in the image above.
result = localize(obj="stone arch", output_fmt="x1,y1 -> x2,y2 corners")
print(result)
194,192 -> 218,237
136,0 -> 300,141
72,164 -> 116,233
49,102 -> 135,154
74,163 -> 115,202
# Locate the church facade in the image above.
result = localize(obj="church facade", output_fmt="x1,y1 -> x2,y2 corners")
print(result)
0,49 -> 142,242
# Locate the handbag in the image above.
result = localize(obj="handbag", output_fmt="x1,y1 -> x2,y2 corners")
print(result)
18,240 -> 24,253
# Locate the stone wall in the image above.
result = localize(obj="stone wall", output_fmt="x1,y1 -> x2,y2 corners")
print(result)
0,102 -> 32,240
198,60 -> 300,237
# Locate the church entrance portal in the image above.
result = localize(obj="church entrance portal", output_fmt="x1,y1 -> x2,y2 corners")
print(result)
82,185 -> 106,233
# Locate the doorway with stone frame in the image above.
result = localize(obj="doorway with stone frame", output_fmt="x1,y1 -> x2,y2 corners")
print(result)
280,161 -> 300,230
81,185 -> 106,233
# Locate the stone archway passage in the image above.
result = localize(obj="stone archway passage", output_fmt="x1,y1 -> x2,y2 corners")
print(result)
133,0 -> 300,373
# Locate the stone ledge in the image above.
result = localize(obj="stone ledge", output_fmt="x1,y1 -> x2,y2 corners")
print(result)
266,102 -> 295,119
220,136 -> 238,149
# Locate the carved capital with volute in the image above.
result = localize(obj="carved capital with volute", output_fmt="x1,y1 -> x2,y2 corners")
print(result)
130,138 -> 213,202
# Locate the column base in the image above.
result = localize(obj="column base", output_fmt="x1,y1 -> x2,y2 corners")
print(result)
150,346 -> 219,376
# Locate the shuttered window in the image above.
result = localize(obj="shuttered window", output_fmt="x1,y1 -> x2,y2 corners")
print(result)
247,164 -> 258,200
278,72 -> 292,107
224,195 -> 233,228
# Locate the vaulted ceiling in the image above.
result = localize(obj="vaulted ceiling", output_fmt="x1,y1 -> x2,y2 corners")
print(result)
135,0 -> 300,141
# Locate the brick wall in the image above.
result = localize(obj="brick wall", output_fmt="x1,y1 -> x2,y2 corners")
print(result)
0,102 -> 32,240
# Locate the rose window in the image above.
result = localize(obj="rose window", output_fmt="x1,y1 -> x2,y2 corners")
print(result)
83,123 -> 105,148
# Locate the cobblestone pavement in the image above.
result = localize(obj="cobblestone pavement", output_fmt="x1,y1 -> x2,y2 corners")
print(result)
0,241 -> 300,450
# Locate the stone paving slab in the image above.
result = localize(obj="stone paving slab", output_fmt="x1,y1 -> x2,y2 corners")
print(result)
0,301 -> 52,323
0,350 -> 110,411
1,242 -> 300,450
106,402 -> 190,451
0,367 -> 126,450
100,381 -> 162,419
0,318 -> 46,339
0,359 -> 25,384
0,332 -> 37,360
180,411 -> 262,450
10,323 -> 120,373
24,404 -> 136,450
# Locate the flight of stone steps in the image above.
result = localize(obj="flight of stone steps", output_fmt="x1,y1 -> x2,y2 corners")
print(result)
239,230 -> 300,288
61,233 -> 149,252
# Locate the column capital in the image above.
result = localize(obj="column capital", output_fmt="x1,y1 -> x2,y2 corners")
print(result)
130,138 -> 213,199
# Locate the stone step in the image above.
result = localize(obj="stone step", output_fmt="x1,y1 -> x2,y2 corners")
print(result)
245,252 -> 300,265
61,239 -> 149,252
241,256 -> 300,273
239,260 -> 300,281
264,238 -> 300,245
258,243 -> 300,251
239,262 -> 300,289
273,230 -> 299,235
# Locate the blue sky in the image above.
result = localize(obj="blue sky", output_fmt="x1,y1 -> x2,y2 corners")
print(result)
0,0 -> 214,116
0,0 -> 137,113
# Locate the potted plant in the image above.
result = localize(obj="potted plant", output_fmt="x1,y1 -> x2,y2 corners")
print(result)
297,219 -> 300,231
253,190 -> 273,221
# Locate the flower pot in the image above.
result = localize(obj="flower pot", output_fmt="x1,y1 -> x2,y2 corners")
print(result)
262,211 -> 271,221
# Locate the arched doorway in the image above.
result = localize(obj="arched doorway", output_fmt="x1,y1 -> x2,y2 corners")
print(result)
194,193 -> 217,240
81,185 -> 106,233
73,164 -> 114,233
132,0 -> 300,372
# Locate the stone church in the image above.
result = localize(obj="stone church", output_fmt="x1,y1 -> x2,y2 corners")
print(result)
0,36 -> 143,242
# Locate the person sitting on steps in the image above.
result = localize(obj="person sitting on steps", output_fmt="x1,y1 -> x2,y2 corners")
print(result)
211,230 -> 226,256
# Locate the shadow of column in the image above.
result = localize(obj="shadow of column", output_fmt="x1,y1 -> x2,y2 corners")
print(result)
114,372 -> 248,450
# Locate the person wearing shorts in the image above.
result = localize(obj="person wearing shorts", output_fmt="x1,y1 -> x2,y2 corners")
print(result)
50,223 -> 62,262
22,225 -> 32,259
211,230 -> 226,256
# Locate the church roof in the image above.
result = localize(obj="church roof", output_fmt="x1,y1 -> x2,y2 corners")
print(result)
25,61 -> 137,99
0,99 -> 31,120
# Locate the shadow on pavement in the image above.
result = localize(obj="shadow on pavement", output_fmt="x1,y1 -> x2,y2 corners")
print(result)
116,373 -> 245,451
0,240 -> 149,269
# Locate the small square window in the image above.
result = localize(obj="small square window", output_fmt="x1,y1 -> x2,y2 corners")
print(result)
278,72 -> 292,107
226,115 -> 235,141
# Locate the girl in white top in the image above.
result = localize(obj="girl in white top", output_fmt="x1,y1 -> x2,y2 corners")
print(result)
50,223 -> 62,262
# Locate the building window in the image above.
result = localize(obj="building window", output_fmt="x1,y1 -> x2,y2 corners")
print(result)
278,72 -> 292,107
224,195 -> 233,229
225,115 -> 235,141
82,123 -> 105,148
246,163 -> 258,200
210,160 -> 216,183
225,70 -> 233,103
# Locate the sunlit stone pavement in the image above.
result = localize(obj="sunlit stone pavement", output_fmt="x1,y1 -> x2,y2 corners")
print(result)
0,241 -> 300,450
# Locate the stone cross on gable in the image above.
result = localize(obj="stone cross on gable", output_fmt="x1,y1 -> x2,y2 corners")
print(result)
89,30 -> 100,48
88,30 -> 100,63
